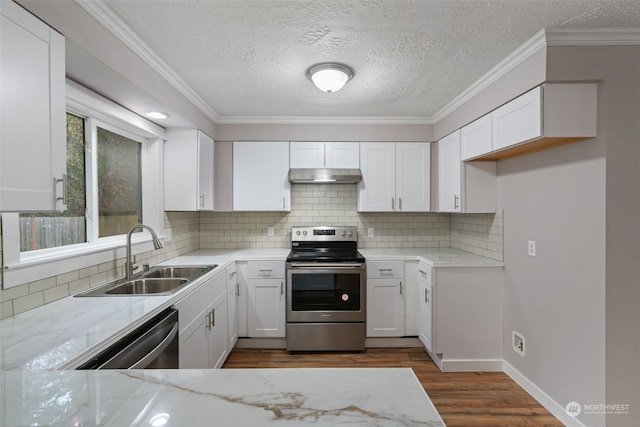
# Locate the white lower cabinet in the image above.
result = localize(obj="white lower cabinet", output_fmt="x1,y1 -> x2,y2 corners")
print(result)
366,261 -> 405,337
246,261 -> 286,338
417,262 -> 433,353
225,263 -> 239,349
417,264 -> 503,371
174,270 -> 229,369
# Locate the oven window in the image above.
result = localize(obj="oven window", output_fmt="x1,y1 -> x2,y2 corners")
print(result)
291,272 -> 361,311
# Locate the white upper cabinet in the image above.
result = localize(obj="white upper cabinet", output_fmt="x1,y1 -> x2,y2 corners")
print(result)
324,142 -> 359,168
460,114 -> 492,161
290,142 -> 359,169
164,129 -> 214,211
0,1 -> 66,212
437,132 -> 462,212
395,143 -> 431,212
488,83 -> 597,160
438,131 -> 496,213
233,141 -> 290,211
492,86 -> 542,152
358,142 -> 430,212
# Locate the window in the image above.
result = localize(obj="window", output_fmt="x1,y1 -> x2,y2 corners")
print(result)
19,113 -> 87,252
2,82 -> 165,289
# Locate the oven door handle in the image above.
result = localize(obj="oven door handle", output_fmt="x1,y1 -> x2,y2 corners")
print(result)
289,263 -> 364,269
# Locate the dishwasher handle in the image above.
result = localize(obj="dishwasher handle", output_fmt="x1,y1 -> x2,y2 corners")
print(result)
129,322 -> 178,369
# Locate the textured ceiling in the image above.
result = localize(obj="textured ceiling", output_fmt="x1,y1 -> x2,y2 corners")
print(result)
101,0 -> 640,122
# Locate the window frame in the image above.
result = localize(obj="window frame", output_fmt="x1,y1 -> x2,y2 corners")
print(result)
1,81 -> 165,289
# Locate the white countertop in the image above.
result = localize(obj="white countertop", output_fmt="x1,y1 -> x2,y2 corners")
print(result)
1,368 -> 444,426
0,247 -> 499,371
360,248 -> 504,267
0,249 -> 289,371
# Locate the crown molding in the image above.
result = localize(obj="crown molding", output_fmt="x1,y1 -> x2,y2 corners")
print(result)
214,115 -> 434,125
430,29 -> 548,123
74,0 -> 220,123
70,5 -> 639,126
545,27 -> 640,46
431,27 -> 640,123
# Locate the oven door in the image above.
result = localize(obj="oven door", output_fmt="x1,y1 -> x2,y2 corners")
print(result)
286,263 -> 365,323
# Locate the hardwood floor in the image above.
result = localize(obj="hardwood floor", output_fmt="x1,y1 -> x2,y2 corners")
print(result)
223,347 -> 563,427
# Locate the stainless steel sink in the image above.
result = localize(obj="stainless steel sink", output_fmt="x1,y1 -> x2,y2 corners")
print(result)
75,264 -> 217,297
105,278 -> 188,295
143,265 -> 215,280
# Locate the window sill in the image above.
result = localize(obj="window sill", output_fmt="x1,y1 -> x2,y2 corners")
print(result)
2,236 -> 164,289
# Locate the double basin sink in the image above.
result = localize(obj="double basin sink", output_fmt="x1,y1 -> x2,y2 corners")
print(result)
75,265 -> 217,297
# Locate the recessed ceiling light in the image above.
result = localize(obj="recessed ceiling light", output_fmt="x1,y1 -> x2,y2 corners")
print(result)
146,111 -> 169,119
306,63 -> 354,93
149,413 -> 170,427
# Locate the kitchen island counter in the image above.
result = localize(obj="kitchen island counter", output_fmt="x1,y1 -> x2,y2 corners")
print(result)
1,367 -> 444,427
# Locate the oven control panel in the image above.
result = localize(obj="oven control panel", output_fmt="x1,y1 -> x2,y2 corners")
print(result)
291,226 -> 357,241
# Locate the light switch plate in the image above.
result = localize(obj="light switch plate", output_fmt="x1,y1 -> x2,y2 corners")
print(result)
368,228 -> 375,237
267,227 -> 274,237
164,228 -> 172,242
528,240 -> 536,256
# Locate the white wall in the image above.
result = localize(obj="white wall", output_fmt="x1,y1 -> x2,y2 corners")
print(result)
498,45 -> 640,427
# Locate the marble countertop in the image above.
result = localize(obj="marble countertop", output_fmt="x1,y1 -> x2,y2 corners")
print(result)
359,248 -> 504,267
0,247 -> 498,371
0,368 -> 445,427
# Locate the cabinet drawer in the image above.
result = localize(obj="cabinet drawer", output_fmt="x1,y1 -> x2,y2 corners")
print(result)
367,261 -> 404,279
247,261 -> 285,279
225,263 -> 237,289
417,262 -> 432,285
175,271 -> 226,332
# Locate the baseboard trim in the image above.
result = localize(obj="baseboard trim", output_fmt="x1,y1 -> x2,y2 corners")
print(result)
365,337 -> 423,348
439,358 -> 504,372
503,361 -> 587,427
235,337 -> 286,349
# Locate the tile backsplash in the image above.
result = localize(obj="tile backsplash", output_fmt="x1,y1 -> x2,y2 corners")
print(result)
201,184 -> 451,249
0,212 -> 200,318
1,184 -> 503,318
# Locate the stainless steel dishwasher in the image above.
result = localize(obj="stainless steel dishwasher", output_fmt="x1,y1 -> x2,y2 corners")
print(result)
77,308 -> 178,369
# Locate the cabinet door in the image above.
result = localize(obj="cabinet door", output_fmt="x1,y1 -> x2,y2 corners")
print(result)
492,86 -> 542,151
233,142 -> 290,211
208,291 -> 229,369
0,1 -> 66,212
395,143 -> 430,212
178,308 -> 209,369
437,131 -> 461,212
418,279 -> 434,353
197,131 -> 214,210
366,279 -> 405,337
164,129 -> 214,211
290,142 -> 324,168
461,114 -> 492,161
226,265 -> 238,349
358,143 -> 395,212
324,142 -> 359,169
247,278 -> 286,337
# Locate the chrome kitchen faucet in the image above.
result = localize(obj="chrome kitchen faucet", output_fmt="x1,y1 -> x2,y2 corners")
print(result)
125,224 -> 163,279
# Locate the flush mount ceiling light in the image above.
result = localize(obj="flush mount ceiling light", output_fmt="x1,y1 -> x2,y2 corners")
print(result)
306,63 -> 354,93
146,111 -> 170,119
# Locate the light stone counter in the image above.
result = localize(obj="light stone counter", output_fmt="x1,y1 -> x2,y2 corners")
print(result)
0,249 -> 288,371
359,248 -> 503,267
0,368 -> 445,427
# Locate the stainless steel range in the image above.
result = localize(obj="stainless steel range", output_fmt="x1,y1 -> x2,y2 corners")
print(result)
286,226 -> 366,352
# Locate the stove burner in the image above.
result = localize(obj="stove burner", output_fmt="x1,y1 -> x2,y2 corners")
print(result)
287,226 -> 363,263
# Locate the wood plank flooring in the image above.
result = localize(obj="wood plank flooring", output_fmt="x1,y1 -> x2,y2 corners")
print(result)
223,347 -> 563,427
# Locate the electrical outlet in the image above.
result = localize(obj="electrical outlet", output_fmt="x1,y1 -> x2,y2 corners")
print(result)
267,227 -> 274,237
512,331 -> 526,356
164,228 -> 172,242
368,228 -> 375,238
528,240 -> 536,257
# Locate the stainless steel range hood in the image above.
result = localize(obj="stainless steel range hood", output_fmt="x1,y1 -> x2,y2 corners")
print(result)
288,168 -> 362,184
